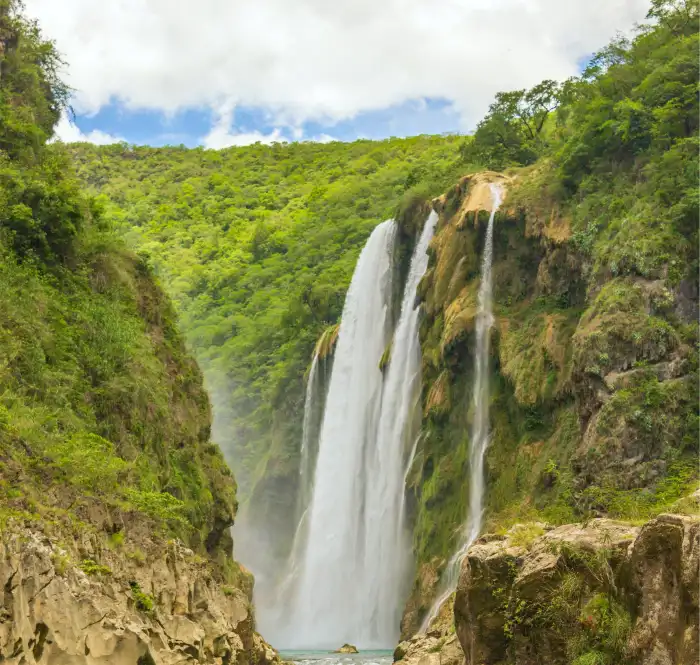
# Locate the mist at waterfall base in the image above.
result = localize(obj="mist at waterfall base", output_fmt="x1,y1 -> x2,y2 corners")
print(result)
251,211 -> 438,650
420,183 -> 503,631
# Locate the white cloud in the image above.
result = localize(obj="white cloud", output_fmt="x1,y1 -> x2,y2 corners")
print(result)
309,134 -> 338,144
27,0 -> 649,133
52,112 -> 124,145
201,105 -> 287,148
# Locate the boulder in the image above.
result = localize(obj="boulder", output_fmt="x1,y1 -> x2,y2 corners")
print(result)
453,516 -> 699,665
333,643 -> 359,653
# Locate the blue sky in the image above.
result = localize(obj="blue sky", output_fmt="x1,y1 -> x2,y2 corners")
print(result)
31,0 -> 649,148
67,98 -> 464,147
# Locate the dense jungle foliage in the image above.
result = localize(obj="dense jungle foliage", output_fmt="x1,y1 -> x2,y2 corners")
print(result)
69,135 -> 470,502
0,0 -> 236,560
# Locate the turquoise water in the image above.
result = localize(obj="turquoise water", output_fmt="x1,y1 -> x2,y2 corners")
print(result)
280,650 -> 393,665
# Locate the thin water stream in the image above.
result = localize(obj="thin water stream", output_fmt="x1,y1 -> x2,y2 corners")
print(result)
420,183 -> 503,631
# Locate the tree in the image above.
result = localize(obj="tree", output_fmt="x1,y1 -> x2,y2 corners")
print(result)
461,80 -> 562,169
646,0 -> 699,35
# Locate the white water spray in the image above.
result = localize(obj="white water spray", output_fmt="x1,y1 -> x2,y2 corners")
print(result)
420,183 -> 503,632
279,219 -> 396,649
363,210 -> 438,642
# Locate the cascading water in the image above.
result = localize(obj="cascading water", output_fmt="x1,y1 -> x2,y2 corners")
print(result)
279,219 -> 397,649
275,211 -> 437,649
257,349 -> 326,636
420,183 -> 503,632
297,352 -> 322,518
363,210 -> 438,642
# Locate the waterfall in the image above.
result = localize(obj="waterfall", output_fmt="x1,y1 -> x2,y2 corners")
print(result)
260,350 -> 324,622
275,211 -> 437,649
363,209 -> 438,643
297,352 -> 322,518
280,219 -> 397,649
420,183 -> 503,632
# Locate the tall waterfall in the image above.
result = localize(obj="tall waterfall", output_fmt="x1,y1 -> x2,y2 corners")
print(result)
281,219 -> 397,649
276,211 -> 437,649
363,209 -> 438,642
420,183 -> 503,632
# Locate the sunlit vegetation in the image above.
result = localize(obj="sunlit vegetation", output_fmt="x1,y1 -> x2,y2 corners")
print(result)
69,135 -> 472,499
0,0 -> 236,554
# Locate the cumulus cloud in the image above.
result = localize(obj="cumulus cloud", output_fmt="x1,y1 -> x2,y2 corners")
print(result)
201,105 -> 287,148
27,0 -> 649,132
308,134 -> 338,144
52,112 -> 124,145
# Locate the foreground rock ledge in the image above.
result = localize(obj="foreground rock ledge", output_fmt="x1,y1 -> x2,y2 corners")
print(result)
395,513 -> 698,665
454,514 -> 699,665
0,526 -> 280,665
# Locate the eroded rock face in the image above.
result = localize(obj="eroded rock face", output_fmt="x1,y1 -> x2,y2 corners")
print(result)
626,514 -> 700,665
0,527 -> 279,665
394,631 -> 464,665
453,516 -> 699,665
395,595 -> 464,665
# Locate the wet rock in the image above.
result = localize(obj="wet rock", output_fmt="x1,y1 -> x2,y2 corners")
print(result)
393,631 -> 463,665
395,597 -> 464,665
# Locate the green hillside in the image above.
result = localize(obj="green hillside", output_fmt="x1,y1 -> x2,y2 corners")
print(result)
68,136 -> 470,524
0,0 -> 236,563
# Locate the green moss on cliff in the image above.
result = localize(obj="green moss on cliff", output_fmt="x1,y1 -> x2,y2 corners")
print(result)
0,227 -> 236,553
0,1 -> 236,561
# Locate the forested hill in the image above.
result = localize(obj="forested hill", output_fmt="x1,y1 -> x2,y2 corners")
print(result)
69,137 -> 467,504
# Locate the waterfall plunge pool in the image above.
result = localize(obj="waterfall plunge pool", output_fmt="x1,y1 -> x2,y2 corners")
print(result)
280,651 -> 393,665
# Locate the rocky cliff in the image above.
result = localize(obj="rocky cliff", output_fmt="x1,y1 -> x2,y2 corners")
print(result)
455,513 -> 699,665
0,526 -> 278,664
0,236 -> 278,662
400,161 -> 697,636
0,10 -> 276,650
394,511 -> 699,665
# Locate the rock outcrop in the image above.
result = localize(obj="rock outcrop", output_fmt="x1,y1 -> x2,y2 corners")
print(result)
333,643 -> 359,654
394,589 -> 464,665
453,515 -> 699,665
394,631 -> 464,665
0,526 -> 280,665
401,167 -> 697,640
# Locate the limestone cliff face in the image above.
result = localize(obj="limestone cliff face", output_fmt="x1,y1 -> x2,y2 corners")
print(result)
402,170 -> 698,636
0,235 -> 274,663
454,514 -> 699,665
0,526 -> 279,665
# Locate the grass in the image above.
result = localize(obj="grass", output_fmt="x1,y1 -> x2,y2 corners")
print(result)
79,559 -> 112,577
508,523 -> 546,549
